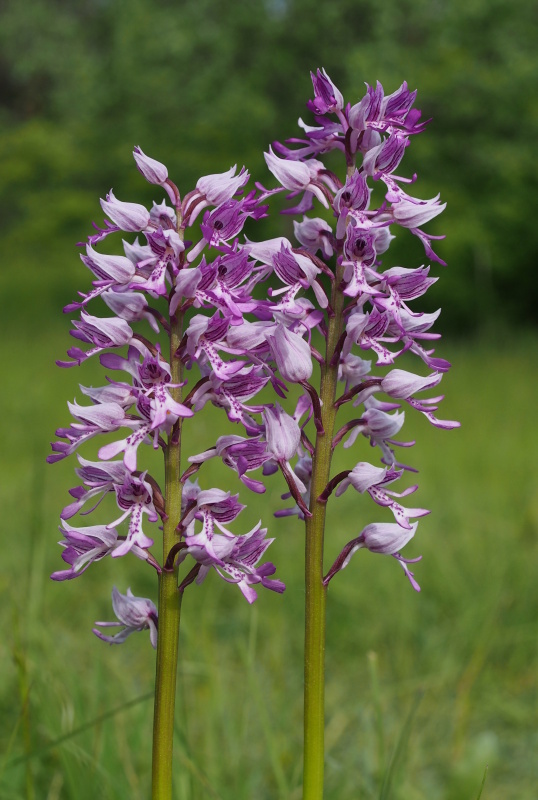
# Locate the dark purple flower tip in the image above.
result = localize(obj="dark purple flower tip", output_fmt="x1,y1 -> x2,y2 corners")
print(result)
308,68 -> 344,115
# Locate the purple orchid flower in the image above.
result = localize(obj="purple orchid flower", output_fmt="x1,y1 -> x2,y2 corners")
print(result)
93,587 -> 158,647
107,473 -> 158,557
323,521 -> 421,591
51,521 -> 120,580
308,68 -> 344,115
177,522 -> 284,604
189,435 -> 273,493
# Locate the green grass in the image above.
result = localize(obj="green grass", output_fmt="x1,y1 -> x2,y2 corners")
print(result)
1,316 -> 537,799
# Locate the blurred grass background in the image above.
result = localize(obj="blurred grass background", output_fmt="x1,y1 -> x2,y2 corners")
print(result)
1,0 -> 537,798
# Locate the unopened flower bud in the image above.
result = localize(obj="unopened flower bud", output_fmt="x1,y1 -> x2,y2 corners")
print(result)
381,369 -> 441,399
101,190 -> 151,232
359,521 -> 418,555
263,404 -> 301,462
133,146 -> 169,185
196,165 -> 249,205
267,325 -> 313,383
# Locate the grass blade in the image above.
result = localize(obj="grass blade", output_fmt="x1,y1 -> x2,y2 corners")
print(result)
378,690 -> 423,800
367,650 -> 386,789
4,691 -> 153,770
172,721 -> 224,800
473,765 -> 488,799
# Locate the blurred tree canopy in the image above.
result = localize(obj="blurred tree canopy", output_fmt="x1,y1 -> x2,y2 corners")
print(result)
1,0 -> 536,331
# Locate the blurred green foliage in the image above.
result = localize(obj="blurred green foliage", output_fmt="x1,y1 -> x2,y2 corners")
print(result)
1,0 -> 537,331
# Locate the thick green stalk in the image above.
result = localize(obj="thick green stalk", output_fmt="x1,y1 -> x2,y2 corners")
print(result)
303,266 -> 345,800
151,312 -> 184,800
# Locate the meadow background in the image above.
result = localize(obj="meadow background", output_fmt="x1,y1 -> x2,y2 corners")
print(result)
1,1 -> 537,798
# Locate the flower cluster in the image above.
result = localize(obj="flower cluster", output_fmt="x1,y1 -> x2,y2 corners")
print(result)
48,153 -> 296,635
49,69 -> 457,645
259,69 -> 459,588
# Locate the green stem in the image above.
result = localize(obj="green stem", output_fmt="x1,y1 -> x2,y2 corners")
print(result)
303,266 -> 345,800
152,312 -> 185,800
